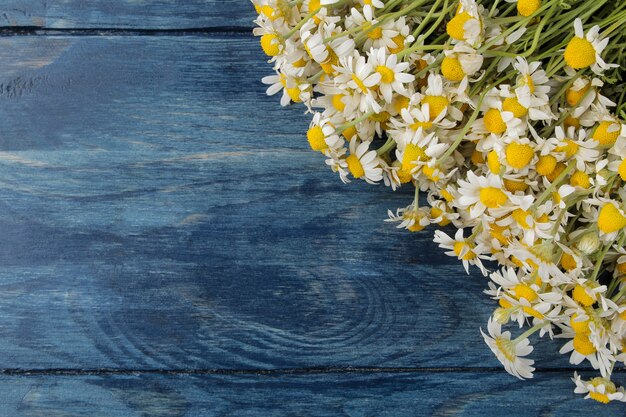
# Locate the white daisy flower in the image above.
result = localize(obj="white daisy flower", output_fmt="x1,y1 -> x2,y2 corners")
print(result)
334,51 -> 382,113
345,7 -> 398,51
367,47 -> 415,103
343,137 -> 383,183
306,113 -> 345,153
446,0 -> 484,47
456,171 -> 513,219
481,317 -> 535,380
560,330 -> 615,378
386,204 -> 431,232
564,18 -> 617,75
572,373 -> 626,404
434,228 -> 491,275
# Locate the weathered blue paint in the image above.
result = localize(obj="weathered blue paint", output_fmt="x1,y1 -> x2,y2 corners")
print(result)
0,3 -> 622,416
0,372 -> 622,416
0,1 -> 253,29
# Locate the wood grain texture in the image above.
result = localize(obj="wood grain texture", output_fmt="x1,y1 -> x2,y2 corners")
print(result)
0,1 -> 254,29
0,372 -> 623,416
0,34 -> 584,373
0,17 -> 622,416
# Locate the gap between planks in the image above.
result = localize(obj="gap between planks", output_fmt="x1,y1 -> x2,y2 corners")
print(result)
0,367 -> 622,377
0,26 -> 252,37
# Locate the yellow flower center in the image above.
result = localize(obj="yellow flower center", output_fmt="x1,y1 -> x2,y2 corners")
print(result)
393,95 -> 410,113
618,158 -> 626,181
351,74 -> 368,93
620,310 -> 626,321
572,284 -> 596,307
479,187 -> 508,209
320,48 -> 339,74
307,126 -> 328,151
598,203 -> 626,234
502,97 -> 528,118
592,121 -> 621,146
389,34 -> 405,54
441,56 -> 465,81
566,82 -> 591,106
564,37 -> 596,69
514,283 -> 538,302
260,33 -> 281,56
308,0 -> 321,10
376,65 -> 395,83
617,262 -> 626,275
471,150 -> 484,165
502,178 -> 528,193
505,142 -> 534,170
422,165 -> 440,182
366,25 -> 383,40
588,378 -> 617,404
422,95 -> 449,120
569,170 -> 591,188
494,337 -> 516,362
536,155 -> 557,176
342,126 -> 356,140
397,167 -> 413,184
490,223 -> 509,244
369,111 -> 391,124
286,86 -> 302,102
409,121 -> 433,131
446,12 -> 473,41
556,139 -> 579,158
345,154 -> 365,178
402,210 -> 426,232
260,5 -> 281,20
560,252 -> 578,271
484,108 -> 507,134
573,333 -> 596,355
402,144 -> 429,171
570,313 -> 590,334
487,150 -> 501,174
453,241 -> 476,260
517,0 -> 541,16
512,208 -> 532,229
441,189 -> 454,202
430,207 -> 451,226
564,117 -> 580,131
332,94 -> 346,112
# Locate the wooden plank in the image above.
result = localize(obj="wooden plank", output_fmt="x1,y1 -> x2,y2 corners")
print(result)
0,35 -> 579,372
0,372 -> 622,416
0,1 -> 255,29
0,1 -> 46,27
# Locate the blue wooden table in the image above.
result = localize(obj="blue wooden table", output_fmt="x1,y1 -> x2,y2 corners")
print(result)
0,2 -> 623,416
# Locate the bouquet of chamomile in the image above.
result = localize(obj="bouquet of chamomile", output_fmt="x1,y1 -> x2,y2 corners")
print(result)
252,0 -> 626,403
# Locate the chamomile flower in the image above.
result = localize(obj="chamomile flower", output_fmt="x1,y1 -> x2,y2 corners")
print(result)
335,51 -> 382,112
457,171 -> 513,219
573,373 -> 626,404
345,7 -> 398,51
481,317 -> 535,380
446,0 -> 484,47
560,330 -> 615,378
343,137 -> 383,183
386,204 -> 431,232
434,228 -> 491,274
306,113 -> 344,152
564,18 -> 615,75
367,47 -> 415,103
